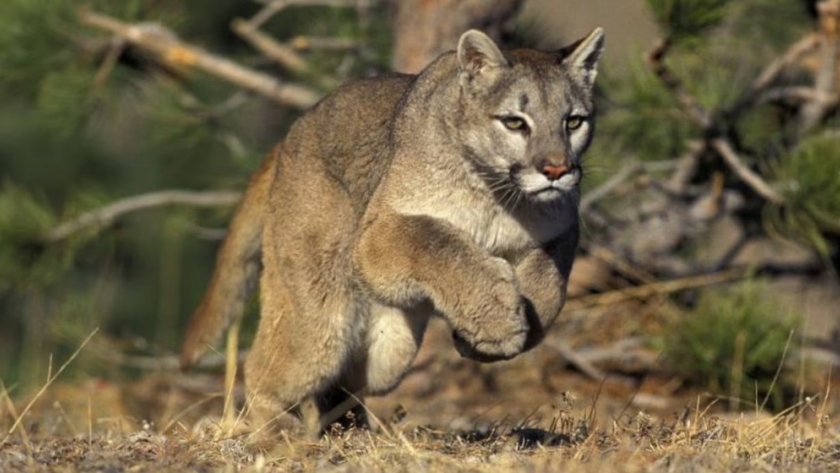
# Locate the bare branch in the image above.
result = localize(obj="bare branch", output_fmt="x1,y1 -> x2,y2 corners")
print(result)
709,138 -> 785,204
249,0 -> 369,28
731,33 -> 821,114
565,268 -> 745,310
580,161 -> 643,213
252,0 -> 368,5
759,86 -> 839,105
569,337 -> 660,376
104,351 -> 247,371
78,10 -> 321,109
186,225 -> 229,241
92,37 -> 127,89
647,39 -> 786,205
289,35 -> 359,51
647,38 -> 713,129
231,18 -> 309,75
230,19 -> 339,90
585,243 -> 659,285
547,341 -> 606,381
800,0 -> 840,133
47,190 -> 242,242
664,140 -> 706,196
248,0 -> 292,29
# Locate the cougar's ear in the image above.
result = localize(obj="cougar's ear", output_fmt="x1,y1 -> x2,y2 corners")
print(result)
559,27 -> 605,87
457,30 -> 509,80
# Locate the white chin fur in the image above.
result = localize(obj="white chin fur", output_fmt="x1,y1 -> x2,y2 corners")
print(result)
519,170 -> 580,200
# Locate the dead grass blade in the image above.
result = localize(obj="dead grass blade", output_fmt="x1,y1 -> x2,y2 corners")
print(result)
2,329 -> 98,444
1,382 -> 33,452
759,329 -> 795,411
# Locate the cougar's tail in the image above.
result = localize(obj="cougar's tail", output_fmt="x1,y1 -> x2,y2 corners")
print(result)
179,147 -> 278,370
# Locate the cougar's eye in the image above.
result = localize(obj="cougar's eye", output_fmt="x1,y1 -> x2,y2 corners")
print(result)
500,116 -> 528,132
565,115 -> 586,131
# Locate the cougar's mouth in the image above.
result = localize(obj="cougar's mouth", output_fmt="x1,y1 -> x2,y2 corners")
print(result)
515,165 -> 581,200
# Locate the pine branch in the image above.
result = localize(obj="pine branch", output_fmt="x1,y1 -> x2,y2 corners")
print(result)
46,190 -> 242,242
647,38 -> 785,205
77,10 -> 322,109
646,38 -> 713,130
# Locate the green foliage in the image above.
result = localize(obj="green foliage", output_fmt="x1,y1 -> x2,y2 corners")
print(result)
664,281 -> 799,409
37,67 -> 102,138
0,184 -> 110,290
769,135 -> 840,255
0,0 -> 391,387
726,0 -> 811,51
0,0 -> 78,97
595,61 -> 698,160
0,184 -> 54,245
646,0 -> 732,43
0,0 -> 142,98
595,0 -> 809,163
0,185 -> 59,286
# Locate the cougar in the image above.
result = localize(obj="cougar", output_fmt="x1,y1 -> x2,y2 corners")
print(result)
180,28 -> 604,435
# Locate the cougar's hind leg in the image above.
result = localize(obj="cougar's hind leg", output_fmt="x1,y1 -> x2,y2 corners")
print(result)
364,304 -> 430,395
307,303 -> 433,434
243,239 -> 361,438
244,156 -> 361,438
308,366 -> 369,434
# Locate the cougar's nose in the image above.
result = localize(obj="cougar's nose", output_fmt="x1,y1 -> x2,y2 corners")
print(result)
540,155 -> 570,181
541,164 -> 569,181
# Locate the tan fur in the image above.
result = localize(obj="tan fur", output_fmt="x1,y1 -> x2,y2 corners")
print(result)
180,28 -> 605,436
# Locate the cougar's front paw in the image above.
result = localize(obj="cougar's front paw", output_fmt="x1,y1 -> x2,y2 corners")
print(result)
450,257 -> 528,362
452,328 -> 525,362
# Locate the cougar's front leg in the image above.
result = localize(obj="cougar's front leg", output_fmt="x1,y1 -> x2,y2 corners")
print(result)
354,212 -> 527,362
515,228 -> 579,351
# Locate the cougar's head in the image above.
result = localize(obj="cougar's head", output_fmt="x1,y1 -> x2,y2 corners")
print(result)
454,28 -> 604,205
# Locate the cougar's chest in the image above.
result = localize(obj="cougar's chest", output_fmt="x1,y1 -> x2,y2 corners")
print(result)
464,198 -> 572,258
401,187 -> 570,258
466,204 -> 536,256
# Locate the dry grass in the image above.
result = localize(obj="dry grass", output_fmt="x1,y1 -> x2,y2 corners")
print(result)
2,397 -> 838,472
2,316 -> 838,472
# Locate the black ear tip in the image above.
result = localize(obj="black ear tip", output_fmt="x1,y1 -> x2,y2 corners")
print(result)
557,38 -> 585,62
557,27 -> 605,65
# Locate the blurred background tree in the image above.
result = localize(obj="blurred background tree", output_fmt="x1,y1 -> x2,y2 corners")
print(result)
0,0 -> 525,388
0,0 -> 395,387
0,0 -> 837,411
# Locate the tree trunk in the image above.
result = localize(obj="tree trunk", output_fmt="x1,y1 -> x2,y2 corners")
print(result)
390,0 -> 524,74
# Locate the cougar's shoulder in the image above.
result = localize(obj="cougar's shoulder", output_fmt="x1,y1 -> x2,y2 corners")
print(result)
273,73 -> 417,207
